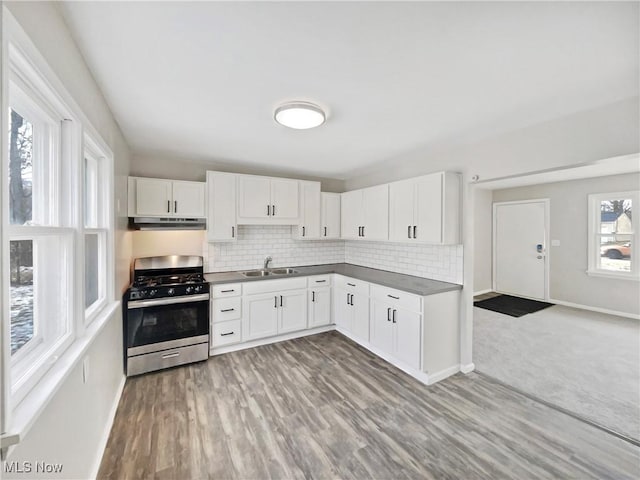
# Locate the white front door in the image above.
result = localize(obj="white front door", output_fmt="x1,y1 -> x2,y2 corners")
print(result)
494,200 -> 548,300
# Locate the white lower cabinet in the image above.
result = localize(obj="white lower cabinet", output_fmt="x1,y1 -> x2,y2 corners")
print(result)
243,292 -> 279,341
308,287 -> 331,328
333,282 -> 370,341
278,289 -> 308,334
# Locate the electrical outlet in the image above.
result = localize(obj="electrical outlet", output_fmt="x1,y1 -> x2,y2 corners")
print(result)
82,356 -> 90,384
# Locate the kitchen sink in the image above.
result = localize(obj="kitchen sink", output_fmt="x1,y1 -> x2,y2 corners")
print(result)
241,268 -> 299,277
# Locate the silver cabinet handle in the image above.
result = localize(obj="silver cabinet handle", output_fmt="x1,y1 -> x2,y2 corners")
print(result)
267,205 -> 271,216
408,225 -> 411,238
232,226 -> 235,238
220,332 -> 234,337
174,200 -> 177,213
387,307 -> 391,321
362,226 -> 365,237
274,296 -> 278,308
312,291 -> 315,302
272,205 -> 276,216
387,294 -> 399,300
346,293 -> 350,305
347,283 -> 356,287
167,200 -> 170,213
220,308 -> 235,312
392,309 -> 397,323
413,225 -> 417,239
302,226 -> 306,236
315,280 -> 326,283
280,295 -> 283,307
324,226 -> 327,237
128,293 -> 210,309
221,289 -> 235,293
162,352 -> 180,359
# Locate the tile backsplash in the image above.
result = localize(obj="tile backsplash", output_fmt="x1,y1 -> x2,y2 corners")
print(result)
206,225 -> 344,272
345,241 -> 463,284
206,225 -> 463,284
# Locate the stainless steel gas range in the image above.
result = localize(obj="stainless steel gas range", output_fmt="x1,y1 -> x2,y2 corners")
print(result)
124,255 -> 210,376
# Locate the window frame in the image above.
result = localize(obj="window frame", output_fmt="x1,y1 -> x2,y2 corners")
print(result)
587,190 -> 639,281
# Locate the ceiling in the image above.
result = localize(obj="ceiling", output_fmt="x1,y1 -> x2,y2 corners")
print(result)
60,1 -> 639,180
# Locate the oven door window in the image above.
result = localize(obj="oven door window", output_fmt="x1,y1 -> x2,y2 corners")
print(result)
127,300 -> 208,348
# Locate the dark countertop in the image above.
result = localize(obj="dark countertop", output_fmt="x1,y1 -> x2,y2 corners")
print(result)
204,263 -> 462,296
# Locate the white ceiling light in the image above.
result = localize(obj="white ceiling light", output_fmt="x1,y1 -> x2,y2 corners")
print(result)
274,102 -> 326,129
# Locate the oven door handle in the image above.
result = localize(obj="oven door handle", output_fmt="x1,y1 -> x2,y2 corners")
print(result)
127,293 -> 210,309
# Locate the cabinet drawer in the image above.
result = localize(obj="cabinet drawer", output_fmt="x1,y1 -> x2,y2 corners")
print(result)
243,277 -> 307,295
371,284 -> 422,313
211,320 -> 242,347
212,283 -> 242,298
212,297 -> 241,323
334,275 -> 369,295
307,274 -> 332,287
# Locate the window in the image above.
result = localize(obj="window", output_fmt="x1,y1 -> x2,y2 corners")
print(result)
3,27 -> 115,416
588,191 -> 639,280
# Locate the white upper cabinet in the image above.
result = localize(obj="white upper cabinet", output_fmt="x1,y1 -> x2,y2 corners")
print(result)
237,175 -> 299,224
389,172 -> 460,244
340,184 -> 389,241
207,171 -> 237,242
173,180 -> 206,217
128,177 -> 205,218
296,181 -> 321,239
321,193 -> 341,239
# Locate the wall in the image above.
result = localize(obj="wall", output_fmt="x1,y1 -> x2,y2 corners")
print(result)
4,2 -> 131,478
473,188 -> 493,293
131,153 -> 345,193
132,230 -> 205,260
344,242 -> 462,284
492,173 -> 640,316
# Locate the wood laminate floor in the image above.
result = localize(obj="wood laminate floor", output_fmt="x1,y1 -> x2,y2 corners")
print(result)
99,332 -> 640,479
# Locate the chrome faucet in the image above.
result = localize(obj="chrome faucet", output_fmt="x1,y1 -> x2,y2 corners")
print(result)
264,256 -> 273,270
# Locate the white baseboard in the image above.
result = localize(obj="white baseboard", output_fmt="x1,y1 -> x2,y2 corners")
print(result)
210,325 -> 335,356
549,298 -> 640,320
473,289 -> 493,296
335,327 -> 459,386
460,363 -> 476,374
90,374 -> 126,480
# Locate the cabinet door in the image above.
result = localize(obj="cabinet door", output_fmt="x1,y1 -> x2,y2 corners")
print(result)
238,176 -> 271,219
393,308 -> 422,370
350,292 -> 370,341
135,178 -> 173,216
271,178 -> 299,220
389,180 -> 415,242
242,293 -> 279,341
333,288 -> 352,331
321,193 -> 341,239
415,173 -> 443,243
278,289 -> 308,334
362,184 -> 389,240
207,171 -> 237,242
370,300 -> 394,354
340,190 -> 362,239
173,181 -> 206,217
308,287 -> 331,328
297,182 -> 321,239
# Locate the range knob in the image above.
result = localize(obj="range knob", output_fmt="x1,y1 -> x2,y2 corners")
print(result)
148,289 -> 158,297
194,285 -> 203,293
167,288 -> 175,296
185,286 -> 194,294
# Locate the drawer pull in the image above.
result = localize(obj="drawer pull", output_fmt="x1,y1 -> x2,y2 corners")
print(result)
221,332 -> 235,337
220,308 -> 235,312
387,307 -> 391,322
161,352 -> 180,359
221,289 -> 235,293
387,295 -> 400,300
347,282 -> 356,287
315,280 -> 326,283
392,309 -> 397,323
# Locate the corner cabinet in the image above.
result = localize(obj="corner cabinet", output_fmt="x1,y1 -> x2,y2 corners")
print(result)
128,177 -> 206,218
237,175 -> 300,225
389,172 -> 460,244
340,184 -> 389,241
296,181 -> 321,239
207,171 -> 237,242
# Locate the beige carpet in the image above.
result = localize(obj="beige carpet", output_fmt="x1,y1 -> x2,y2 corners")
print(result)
474,304 -> 640,441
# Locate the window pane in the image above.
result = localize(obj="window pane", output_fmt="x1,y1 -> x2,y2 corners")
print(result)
10,240 -> 34,355
599,236 -> 631,272
8,109 -> 33,225
600,198 -> 633,237
84,157 -> 98,228
85,233 -> 100,308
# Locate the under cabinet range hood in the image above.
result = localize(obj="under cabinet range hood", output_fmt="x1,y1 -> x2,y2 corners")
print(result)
129,217 -> 206,230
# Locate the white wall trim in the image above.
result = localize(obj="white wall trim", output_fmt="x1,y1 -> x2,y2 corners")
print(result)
549,298 -> 640,320
460,363 -> 476,374
473,289 -> 493,296
89,374 -> 125,480
210,325 -> 335,356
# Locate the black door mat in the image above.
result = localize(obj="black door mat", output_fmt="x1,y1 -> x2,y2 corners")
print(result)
474,294 -> 553,317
